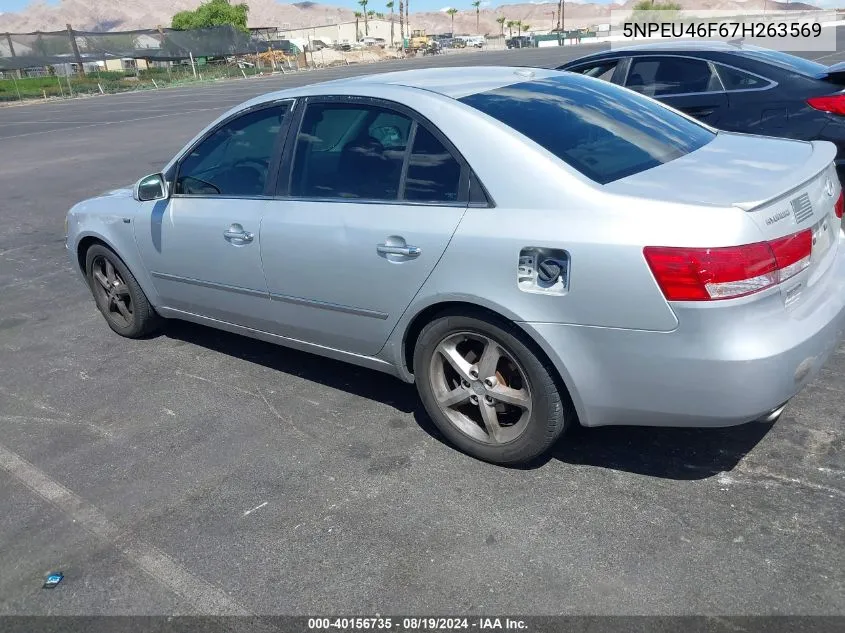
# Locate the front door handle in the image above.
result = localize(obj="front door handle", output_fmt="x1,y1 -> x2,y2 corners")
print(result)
377,244 -> 421,257
223,224 -> 254,244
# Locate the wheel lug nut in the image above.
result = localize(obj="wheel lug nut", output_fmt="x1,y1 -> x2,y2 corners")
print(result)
484,395 -> 494,405
484,378 -> 494,387
469,369 -> 478,379
470,395 -> 478,404
461,380 -> 470,388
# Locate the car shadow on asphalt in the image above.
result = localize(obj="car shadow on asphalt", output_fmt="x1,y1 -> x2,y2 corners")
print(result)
163,320 -> 772,481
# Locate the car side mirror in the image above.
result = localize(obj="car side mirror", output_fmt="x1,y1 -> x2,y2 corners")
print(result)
134,173 -> 169,202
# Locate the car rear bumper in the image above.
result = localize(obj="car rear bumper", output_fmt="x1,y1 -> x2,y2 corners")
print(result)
521,233 -> 845,429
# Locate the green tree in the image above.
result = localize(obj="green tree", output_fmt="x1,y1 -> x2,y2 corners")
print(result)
506,20 -> 515,37
633,0 -> 682,8
521,23 -> 530,34
399,0 -> 405,48
359,0 -> 370,35
354,11 -> 363,39
496,15 -> 506,37
171,0 -> 249,32
631,0 -> 681,23
472,0 -> 481,33
515,20 -> 522,36
386,1 -> 395,45
446,8 -> 458,33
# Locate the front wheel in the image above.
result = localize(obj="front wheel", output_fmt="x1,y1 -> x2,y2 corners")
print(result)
414,312 -> 571,466
85,244 -> 161,338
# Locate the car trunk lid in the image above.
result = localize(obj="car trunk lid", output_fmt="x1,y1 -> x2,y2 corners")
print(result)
607,132 -> 841,307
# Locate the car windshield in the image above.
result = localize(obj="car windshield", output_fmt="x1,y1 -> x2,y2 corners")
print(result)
458,73 -> 715,184
738,46 -> 828,77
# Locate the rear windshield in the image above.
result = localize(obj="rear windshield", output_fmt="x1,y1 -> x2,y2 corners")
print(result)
458,73 -> 715,184
739,47 -> 828,77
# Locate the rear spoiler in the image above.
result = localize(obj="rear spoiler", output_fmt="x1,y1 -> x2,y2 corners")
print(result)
815,60 -> 845,83
733,140 -> 837,211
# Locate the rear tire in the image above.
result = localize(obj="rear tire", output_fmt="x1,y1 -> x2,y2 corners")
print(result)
414,310 -> 571,466
85,244 -> 161,339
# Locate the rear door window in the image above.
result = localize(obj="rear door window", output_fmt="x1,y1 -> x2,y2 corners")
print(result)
403,126 -> 462,203
626,56 -> 722,96
289,102 -> 411,200
458,73 -> 715,185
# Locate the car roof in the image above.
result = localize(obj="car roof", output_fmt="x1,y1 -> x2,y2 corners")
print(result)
261,66 -> 564,101
607,40 -> 748,53
561,39 -> 755,64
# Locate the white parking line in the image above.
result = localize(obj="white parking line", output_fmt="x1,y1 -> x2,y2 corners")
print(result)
0,442 -> 252,615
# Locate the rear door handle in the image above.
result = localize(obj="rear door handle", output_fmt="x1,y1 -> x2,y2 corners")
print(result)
223,224 -> 254,244
684,107 -> 715,118
377,244 -> 421,257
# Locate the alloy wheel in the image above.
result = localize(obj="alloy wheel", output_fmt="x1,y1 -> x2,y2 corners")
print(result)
429,331 -> 533,445
91,255 -> 134,328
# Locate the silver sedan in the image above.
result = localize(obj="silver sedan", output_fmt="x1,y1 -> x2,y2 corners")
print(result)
65,66 -> 845,465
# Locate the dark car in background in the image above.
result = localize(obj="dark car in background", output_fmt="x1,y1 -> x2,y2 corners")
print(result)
507,36 -> 533,49
558,41 -> 845,182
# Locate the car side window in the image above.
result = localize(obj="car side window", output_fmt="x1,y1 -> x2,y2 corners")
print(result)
290,102 -> 412,200
714,64 -> 769,90
569,60 -> 619,82
175,105 -> 288,197
626,57 -> 721,97
403,125 -> 462,203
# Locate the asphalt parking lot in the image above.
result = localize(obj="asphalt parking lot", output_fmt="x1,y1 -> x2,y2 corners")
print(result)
0,42 -> 843,617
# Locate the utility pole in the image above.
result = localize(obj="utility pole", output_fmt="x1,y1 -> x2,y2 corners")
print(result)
66,23 -> 85,76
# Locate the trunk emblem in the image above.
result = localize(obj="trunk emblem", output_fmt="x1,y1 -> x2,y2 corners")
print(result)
766,209 -> 790,225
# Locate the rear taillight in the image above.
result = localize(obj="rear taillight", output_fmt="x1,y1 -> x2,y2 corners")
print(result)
835,190 -> 844,219
807,93 -> 845,115
644,229 -> 812,301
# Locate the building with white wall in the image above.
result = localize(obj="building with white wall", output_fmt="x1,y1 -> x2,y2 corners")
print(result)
282,18 -> 400,46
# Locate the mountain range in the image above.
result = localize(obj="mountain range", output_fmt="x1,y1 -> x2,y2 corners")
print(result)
0,0 -> 822,34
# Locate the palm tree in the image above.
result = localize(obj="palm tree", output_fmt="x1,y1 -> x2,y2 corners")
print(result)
359,0 -> 369,35
496,15 -> 506,37
516,20 -> 522,36
558,0 -> 565,32
405,0 -> 410,40
446,7 -> 458,34
521,23 -> 530,36
399,0 -> 405,49
386,1 -> 395,46
354,11 -> 363,40
472,0 -> 481,33
506,20 -> 515,37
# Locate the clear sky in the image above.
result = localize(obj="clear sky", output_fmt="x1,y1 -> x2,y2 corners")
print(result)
0,0 -> 57,12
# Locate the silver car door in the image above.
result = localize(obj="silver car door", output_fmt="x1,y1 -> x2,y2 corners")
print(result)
259,98 -> 471,356
134,102 -> 291,331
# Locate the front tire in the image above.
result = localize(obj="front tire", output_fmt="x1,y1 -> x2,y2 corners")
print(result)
414,311 -> 571,466
85,244 -> 161,338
